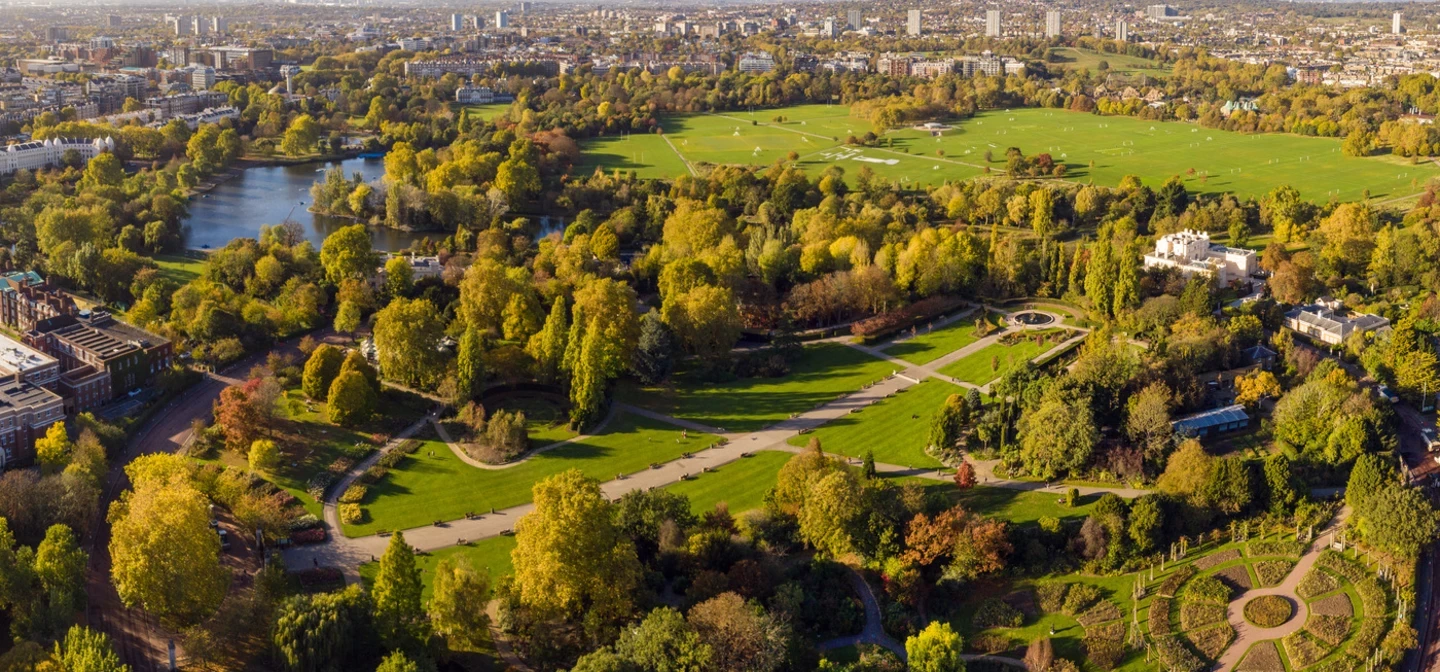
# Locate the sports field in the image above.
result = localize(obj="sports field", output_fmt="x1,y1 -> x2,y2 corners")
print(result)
578,104 -> 1439,201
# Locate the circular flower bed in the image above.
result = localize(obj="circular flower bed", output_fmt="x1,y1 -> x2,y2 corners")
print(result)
1243,595 -> 1294,627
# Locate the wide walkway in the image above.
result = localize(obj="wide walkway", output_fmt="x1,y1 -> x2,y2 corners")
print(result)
1214,506 -> 1351,670
284,304 -> 1146,577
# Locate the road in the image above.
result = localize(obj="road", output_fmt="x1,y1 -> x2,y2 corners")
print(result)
85,332 -> 335,672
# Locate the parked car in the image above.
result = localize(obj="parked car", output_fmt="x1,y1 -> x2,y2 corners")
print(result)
1377,384 -> 1399,404
218,528 -> 231,551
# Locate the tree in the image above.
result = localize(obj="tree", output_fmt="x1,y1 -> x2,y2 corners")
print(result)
631,310 -> 676,385
272,585 -> 378,672
372,298 -> 447,388
54,626 -> 128,672
1126,496 -> 1162,553
1363,486 -> 1437,559
1017,392 -> 1097,480
383,256 -> 414,298
333,300 -> 362,335
318,224 -> 379,286
429,556 -> 490,646
905,621 -> 965,672
688,592 -> 788,672
1156,440 -> 1214,504
511,469 -> 640,619
929,394 -> 969,453
35,422 -> 72,471
526,297 -> 568,384
109,477 -> 227,628
1023,638 -> 1054,672
302,345 -> 345,400
1204,458 -> 1254,517
339,349 -> 379,392
35,524 -> 87,616
798,470 -> 863,557
661,284 -> 741,363
1263,453 -> 1298,513
569,321 -> 610,428
375,651 -> 421,672
373,531 -> 427,651
248,439 -> 280,475
1347,453 -> 1393,516
281,114 -> 320,156
612,607 -> 711,672
455,326 -> 485,403
212,378 -> 280,453
1235,371 -> 1282,409
1125,383 -> 1171,465
327,370 -> 375,427
954,462 -> 976,489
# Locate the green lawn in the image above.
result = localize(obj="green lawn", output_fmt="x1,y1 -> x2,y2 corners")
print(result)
881,312 -> 1003,365
938,330 -> 1070,386
785,379 -> 964,469
460,102 -> 518,122
946,486 -> 1103,525
487,392 -> 576,447
1047,47 -> 1172,78
153,252 -> 207,285
621,342 -> 895,433
664,450 -> 792,515
348,412 -> 717,536
359,535 -> 517,599
581,104 -> 1440,201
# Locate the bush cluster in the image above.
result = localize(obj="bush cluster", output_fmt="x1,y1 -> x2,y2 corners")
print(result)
1243,595 -> 1293,627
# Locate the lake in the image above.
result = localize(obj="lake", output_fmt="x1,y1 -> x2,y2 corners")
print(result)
182,156 -> 434,251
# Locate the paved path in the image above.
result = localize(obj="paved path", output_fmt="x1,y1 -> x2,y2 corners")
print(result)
818,567 -> 907,658
430,404 -> 620,470
1214,506 -> 1350,670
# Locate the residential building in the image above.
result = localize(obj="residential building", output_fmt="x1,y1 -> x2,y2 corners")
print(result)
0,271 -> 72,333
45,27 -> 68,43
170,106 -> 240,130
1116,20 -> 1129,41
1172,405 -> 1250,438
1,137 -> 115,175
495,11 -> 510,28
26,309 -> 173,402
0,381 -> 65,468
1045,11 -> 1061,38
876,54 -> 911,77
143,91 -> 228,117
451,14 -> 464,31
0,334 -> 60,390
456,86 -> 495,104
212,17 -> 228,34
1393,11 -> 1403,35
985,10 -> 1001,37
847,10 -> 861,30
910,59 -> 955,79
822,18 -> 839,38
1283,298 -> 1391,346
106,15 -> 123,28
191,67 -> 216,91
907,9 -> 922,37
737,52 -> 776,74
1141,230 -> 1257,285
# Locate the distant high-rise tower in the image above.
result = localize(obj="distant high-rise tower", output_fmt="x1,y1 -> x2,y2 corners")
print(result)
469,14 -> 482,30
985,9 -> 1001,37
191,16 -> 207,35
495,10 -> 509,28
450,13 -> 463,31
106,15 -> 122,28
212,17 -> 227,34
847,9 -> 861,30
519,2 -> 531,14
907,9 -> 921,36
1116,19 -> 1129,41
1045,10 -> 1061,37
823,17 -> 839,37
1393,11 -> 1403,34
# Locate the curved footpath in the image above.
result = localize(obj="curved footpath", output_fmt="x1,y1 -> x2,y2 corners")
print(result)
1215,506 -> 1351,670
282,306 -> 1148,577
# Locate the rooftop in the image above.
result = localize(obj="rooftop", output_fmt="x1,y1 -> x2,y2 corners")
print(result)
0,333 -> 55,376
1172,404 -> 1250,433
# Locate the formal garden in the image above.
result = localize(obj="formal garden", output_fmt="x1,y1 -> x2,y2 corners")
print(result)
879,310 -> 1005,365
937,328 -> 1077,387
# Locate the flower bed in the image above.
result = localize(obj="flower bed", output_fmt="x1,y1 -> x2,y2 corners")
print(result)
1147,597 -> 1171,636
1247,539 -> 1305,558
1062,584 -> 1101,615
1155,636 -> 1206,672
1242,595 -> 1293,628
1235,641 -> 1284,672
1305,655 -> 1361,672
1181,575 -> 1232,605
1186,624 -> 1235,661
290,527 -> 326,545
1310,593 -> 1354,618
1347,618 -> 1387,658
1084,621 -> 1125,642
1193,548 -> 1241,570
852,295 -> 966,340
1075,600 -> 1122,626
1180,603 -> 1227,630
1036,582 -> 1068,613
1283,631 -> 1327,668
1157,565 -> 1195,597
1214,564 -> 1253,591
1304,614 -> 1351,646
1254,560 -> 1295,587
972,597 -> 1024,629
1295,568 -> 1339,599
1355,577 -> 1387,617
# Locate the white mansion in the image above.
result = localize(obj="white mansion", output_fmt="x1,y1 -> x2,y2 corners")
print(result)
1142,229 -> 1257,285
2,137 -> 115,175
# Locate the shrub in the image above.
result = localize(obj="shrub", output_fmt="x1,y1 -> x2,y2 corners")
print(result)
377,449 -> 407,468
1075,601 -> 1122,627
485,409 -> 529,460
1148,597 -> 1172,636
338,503 -> 363,525
397,438 -> 422,454
1295,568 -> 1339,599
1235,640 -> 1284,672
1181,575 -> 1231,605
1154,635 -> 1206,672
1247,540 -> 1305,557
1242,595 -> 1293,628
972,597 -> 1024,629
1186,625 -> 1235,661
851,296 -> 966,340
1036,583 -> 1069,613
291,527 -> 326,544
1355,577 -> 1387,617
1304,614 -> 1351,646
969,633 -> 1012,654
359,465 -> 389,484
1084,621 -> 1124,641
1181,603 -> 1227,630
338,485 -> 367,504
1062,584 -> 1101,616
289,514 -> 322,531
305,472 -> 335,501
1348,618 -> 1387,658
1254,560 -> 1295,587
1157,565 -> 1195,597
